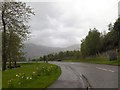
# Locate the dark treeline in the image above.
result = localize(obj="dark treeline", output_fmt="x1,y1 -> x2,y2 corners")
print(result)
37,50 -> 81,61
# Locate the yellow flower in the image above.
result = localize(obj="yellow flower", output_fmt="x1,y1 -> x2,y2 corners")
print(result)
33,72 -> 35,74
16,74 -> 19,77
26,77 -> 29,80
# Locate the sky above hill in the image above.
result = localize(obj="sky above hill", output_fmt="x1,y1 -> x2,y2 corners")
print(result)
21,0 -> 119,48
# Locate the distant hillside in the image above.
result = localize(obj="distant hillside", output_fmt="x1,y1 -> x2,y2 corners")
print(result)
22,43 -> 80,59
64,44 -> 80,51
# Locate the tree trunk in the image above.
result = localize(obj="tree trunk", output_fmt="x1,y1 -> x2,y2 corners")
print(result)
2,4 -> 7,71
8,56 -> 11,69
14,61 -> 16,67
8,31 -> 13,69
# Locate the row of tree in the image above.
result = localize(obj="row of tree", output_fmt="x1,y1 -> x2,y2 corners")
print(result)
1,1 -> 34,70
37,50 -> 81,61
81,18 -> 120,56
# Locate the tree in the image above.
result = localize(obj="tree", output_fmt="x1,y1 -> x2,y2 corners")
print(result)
0,32 -> 1,54
1,1 -> 34,70
81,28 -> 101,56
113,17 -> 120,50
99,23 -> 119,52
108,23 -> 113,31
81,39 -> 88,56
8,31 -> 24,68
0,32 -> 2,63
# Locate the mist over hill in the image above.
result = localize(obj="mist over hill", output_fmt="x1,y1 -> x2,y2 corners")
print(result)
23,43 -> 80,59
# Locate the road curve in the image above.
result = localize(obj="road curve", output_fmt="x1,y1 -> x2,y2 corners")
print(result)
49,62 -> 84,88
48,62 -> 119,88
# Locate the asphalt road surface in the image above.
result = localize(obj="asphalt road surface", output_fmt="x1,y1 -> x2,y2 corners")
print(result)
48,62 -> 119,88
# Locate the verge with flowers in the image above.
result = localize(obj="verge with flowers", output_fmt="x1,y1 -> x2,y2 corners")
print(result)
2,63 -> 61,88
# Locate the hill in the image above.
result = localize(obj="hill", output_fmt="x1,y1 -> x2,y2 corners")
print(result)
22,43 -> 80,59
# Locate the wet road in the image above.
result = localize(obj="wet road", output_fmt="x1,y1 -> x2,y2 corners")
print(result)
48,62 -> 119,88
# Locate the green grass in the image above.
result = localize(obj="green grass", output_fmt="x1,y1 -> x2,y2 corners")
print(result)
2,63 -> 61,88
64,55 -> 120,66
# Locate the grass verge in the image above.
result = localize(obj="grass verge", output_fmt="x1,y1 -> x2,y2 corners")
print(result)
64,55 -> 120,66
2,63 -> 61,88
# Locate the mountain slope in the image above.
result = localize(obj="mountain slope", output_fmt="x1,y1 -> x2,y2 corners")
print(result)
23,43 -> 80,59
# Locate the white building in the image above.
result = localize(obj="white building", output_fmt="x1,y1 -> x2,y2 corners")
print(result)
118,1 -> 120,17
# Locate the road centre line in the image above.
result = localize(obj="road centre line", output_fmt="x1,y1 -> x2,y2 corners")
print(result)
101,68 -> 108,71
108,70 -> 115,72
96,67 -> 115,72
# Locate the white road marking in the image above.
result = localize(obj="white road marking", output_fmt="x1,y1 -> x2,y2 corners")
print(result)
108,70 -> 115,72
96,67 -> 115,73
101,68 -> 108,71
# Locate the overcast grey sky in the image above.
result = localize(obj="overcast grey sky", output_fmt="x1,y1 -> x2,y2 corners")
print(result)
23,0 -> 119,48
